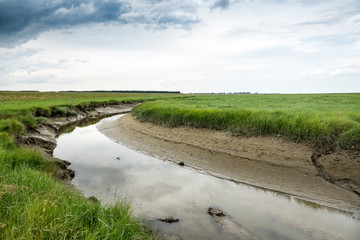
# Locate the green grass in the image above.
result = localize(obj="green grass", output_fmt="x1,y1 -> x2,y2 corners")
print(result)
0,91 -> 183,239
0,137 -> 154,239
0,91 -> 182,135
0,91 -> 180,112
132,94 -> 360,150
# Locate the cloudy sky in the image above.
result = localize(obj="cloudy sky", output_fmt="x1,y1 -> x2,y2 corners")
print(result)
0,0 -> 359,93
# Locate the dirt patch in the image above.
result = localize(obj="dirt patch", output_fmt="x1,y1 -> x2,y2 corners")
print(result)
98,114 -> 360,212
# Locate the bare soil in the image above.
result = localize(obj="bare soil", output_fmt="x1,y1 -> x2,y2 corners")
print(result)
98,114 -> 360,213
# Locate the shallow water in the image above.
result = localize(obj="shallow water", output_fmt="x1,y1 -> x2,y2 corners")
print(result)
53,115 -> 360,240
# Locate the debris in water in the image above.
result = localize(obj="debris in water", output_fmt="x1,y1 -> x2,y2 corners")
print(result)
157,217 -> 180,223
207,207 -> 226,217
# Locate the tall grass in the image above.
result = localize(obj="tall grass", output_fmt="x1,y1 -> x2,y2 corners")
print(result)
0,133 -> 154,239
132,94 -> 360,150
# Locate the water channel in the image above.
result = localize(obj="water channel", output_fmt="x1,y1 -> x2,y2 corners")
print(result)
53,115 -> 360,240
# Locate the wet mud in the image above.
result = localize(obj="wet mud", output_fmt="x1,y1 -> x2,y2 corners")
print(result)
99,114 -> 360,212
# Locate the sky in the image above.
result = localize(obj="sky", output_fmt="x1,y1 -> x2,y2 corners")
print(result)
0,0 -> 359,93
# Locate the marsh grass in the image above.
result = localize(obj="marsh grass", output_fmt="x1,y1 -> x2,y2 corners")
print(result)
132,94 -> 360,150
0,132 -> 154,239
0,91 -> 182,135
0,92 -> 173,239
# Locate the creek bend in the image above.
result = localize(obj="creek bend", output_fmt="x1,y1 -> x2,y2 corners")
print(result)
53,114 -> 360,240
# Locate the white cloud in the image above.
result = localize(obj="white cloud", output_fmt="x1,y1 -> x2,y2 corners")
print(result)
302,69 -> 325,78
329,66 -> 360,76
346,14 -> 360,26
0,0 -> 359,93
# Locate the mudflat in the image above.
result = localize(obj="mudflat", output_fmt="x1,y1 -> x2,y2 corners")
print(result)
98,114 -> 360,212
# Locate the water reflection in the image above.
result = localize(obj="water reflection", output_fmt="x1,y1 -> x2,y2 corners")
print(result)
53,115 -> 360,240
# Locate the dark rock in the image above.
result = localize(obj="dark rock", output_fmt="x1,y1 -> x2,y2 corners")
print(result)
157,217 -> 180,223
69,169 -> 75,178
207,207 -> 226,217
54,159 -> 71,170
57,169 -> 75,181
88,196 -> 99,203
178,161 -> 185,166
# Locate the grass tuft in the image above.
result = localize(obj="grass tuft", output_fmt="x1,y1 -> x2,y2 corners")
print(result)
0,119 -> 25,135
0,133 -> 17,150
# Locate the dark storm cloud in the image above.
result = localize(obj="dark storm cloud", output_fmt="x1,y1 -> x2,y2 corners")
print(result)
0,0 -> 129,47
0,0 -> 199,47
211,0 -> 230,9
210,0 -> 231,10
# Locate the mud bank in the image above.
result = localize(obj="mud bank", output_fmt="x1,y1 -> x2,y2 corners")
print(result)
99,114 -> 360,212
17,104 -> 137,181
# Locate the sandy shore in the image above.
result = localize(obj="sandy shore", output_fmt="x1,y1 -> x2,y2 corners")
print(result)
98,114 -> 360,213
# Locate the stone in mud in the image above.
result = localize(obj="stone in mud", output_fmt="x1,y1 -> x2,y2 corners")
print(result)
207,207 -> 226,217
57,169 -> 75,181
88,196 -> 99,203
207,207 -> 259,239
178,161 -> 185,166
54,159 -> 71,170
157,217 -> 180,223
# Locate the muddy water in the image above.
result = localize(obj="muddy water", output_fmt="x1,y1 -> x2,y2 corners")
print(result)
53,115 -> 360,240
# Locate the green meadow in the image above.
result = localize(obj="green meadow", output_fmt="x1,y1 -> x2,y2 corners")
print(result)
132,93 -> 360,150
1,91 -> 359,239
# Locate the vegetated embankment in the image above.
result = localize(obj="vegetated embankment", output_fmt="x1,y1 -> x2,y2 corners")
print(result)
0,93 -> 162,239
100,94 -> 360,212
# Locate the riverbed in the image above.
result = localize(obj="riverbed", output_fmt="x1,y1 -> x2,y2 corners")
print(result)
53,115 -> 360,240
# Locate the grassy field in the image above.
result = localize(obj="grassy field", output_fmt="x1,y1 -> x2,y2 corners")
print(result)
0,91 -> 184,239
0,91 -> 181,135
132,93 -> 360,150
0,91 -> 180,111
